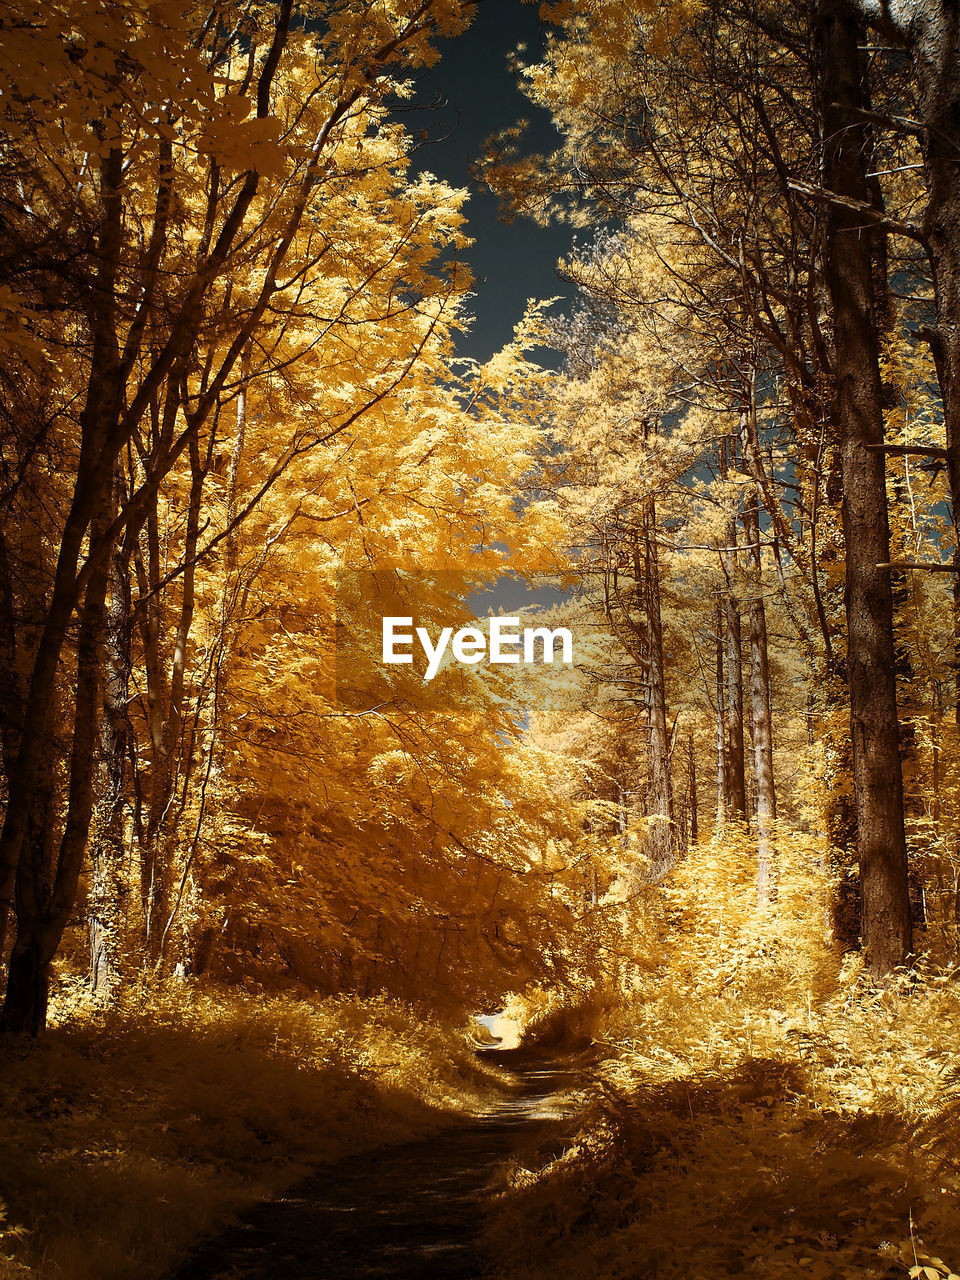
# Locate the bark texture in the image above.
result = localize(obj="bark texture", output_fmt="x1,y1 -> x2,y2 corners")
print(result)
818,0 -> 912,974
741,409 -> 777,904
718,437 -> 748,825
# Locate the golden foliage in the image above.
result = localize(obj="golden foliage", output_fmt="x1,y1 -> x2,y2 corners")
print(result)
489,827 -> 960,1280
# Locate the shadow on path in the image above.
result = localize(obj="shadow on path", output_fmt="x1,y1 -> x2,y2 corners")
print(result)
170,1049 -> 585,1279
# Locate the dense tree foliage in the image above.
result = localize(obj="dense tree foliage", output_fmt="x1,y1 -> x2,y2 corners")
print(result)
0,0 -> 589,1032
5,0 -> 960,1276
484,0 -> 960,975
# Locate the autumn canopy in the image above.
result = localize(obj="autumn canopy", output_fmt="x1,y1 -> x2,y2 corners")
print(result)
5,0 -> 960,1275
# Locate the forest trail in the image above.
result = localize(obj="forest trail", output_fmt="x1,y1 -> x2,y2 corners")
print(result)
170,1048 -> 585,1280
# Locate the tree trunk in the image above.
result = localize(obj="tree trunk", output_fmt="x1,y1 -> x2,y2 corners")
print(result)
0,144 -> 126,974
688,730 -> 699,845
1,930 -> 52,1036
890,2 -> 960,718
715,602 -> 725,829
722,594 -> 747,823
140,438 -> 205,963
89,499 -> 132,995
1,499 -> 112,1031
923,34 -> 960,718
817,0 -> 912,974
718,436 -> 748,824
601,496 -> 674,880
741,404 -> 777,903
637,506 -> 674,878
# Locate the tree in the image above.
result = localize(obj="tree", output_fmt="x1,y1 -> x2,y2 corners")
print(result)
0,0 -> 478,1032
740,385 -> 778,902
546,269 -> 684,883
486,0 -> 922,969
815,0 -> 912,970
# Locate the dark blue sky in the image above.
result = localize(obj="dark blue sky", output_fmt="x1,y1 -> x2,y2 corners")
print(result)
404,2 -> 576,617
406,0 -> 575,362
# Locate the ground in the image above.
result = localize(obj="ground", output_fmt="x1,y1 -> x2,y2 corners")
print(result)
173,1049 -> 584,1279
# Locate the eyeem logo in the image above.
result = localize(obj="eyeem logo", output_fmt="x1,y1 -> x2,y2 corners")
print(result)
382,616 -> 574,682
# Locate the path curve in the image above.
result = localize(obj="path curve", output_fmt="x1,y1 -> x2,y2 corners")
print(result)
171,1049 -> 582,1280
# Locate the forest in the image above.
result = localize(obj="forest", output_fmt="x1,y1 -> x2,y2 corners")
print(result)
2,0 -> 960,1277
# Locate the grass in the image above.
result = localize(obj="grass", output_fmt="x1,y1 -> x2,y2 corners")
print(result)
0,981 -> 501,1280
486,829 -> 960,1280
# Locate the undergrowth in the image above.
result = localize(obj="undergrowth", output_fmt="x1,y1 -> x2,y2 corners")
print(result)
0,983 -> 499,1280
489,825 -> 960,1280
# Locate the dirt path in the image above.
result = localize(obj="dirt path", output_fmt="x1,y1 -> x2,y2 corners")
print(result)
172,1050 -> 584,1279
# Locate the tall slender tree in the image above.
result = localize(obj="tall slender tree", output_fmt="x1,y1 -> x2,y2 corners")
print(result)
816,0 -> 912,971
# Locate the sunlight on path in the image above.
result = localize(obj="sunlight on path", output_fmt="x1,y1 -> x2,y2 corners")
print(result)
170,1050 -> 582,1280
474,1011 -> 522,1049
